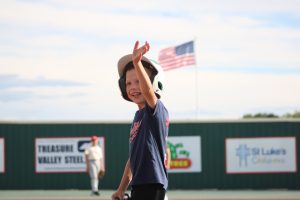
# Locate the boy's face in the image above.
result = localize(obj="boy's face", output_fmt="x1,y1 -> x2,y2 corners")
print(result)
125,68 -> 146,108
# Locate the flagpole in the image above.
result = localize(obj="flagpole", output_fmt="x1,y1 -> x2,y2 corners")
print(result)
194,38 -> 199,120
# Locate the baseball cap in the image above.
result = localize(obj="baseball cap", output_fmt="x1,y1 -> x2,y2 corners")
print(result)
91,136 -> 98,141
117,54 -> 154,78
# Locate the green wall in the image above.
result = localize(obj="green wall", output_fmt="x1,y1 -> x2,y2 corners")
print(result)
0,120 -> 299,190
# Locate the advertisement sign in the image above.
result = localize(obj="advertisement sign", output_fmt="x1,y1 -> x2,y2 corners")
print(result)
0,138 -> 4,173
35,137 -> 105,173
226,137 -> 297,174
167,136 -> 201,173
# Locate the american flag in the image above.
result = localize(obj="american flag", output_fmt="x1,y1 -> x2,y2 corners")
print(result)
158,41 -> 196,71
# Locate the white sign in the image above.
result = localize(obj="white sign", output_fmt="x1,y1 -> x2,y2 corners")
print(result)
0,138 -> 4,173
226,137 -> 297,174
35,137 -> 105,173
167,136 -> 201,173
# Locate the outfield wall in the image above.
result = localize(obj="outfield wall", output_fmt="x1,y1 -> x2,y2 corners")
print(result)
0,120 -> 299,190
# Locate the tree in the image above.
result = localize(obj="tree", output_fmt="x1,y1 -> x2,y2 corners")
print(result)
282,111 -> 300,118
242,113 -> 279,119
242,111 -> 300,118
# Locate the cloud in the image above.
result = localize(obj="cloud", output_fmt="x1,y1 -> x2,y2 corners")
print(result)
0,74 -> 89,89
0,90 -> 34,102
0,0 -> 300,120
0,74 -> 90,102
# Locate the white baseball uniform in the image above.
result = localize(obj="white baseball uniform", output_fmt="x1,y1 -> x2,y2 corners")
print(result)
85,145 -> 103,192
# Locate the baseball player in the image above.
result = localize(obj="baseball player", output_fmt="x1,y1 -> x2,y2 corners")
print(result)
112,41 -> 169,200
85,136 -> 105,196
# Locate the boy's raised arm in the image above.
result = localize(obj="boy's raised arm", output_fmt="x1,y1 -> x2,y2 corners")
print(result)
132,40 -> 157,109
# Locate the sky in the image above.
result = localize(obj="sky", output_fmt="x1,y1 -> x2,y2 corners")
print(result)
1,0 -> 300,122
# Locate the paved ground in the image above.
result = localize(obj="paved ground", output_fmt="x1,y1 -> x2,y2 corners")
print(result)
0,190 -> 300,200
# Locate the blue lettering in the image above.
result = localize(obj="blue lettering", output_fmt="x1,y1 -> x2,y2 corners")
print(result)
252,148 -> 260,155
261,148 -> 286,155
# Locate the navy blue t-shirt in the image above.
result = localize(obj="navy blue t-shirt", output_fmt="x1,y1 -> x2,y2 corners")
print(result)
129,100 -> 169,189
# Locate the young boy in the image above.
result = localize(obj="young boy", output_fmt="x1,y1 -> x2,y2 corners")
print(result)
112,41 -> 169,200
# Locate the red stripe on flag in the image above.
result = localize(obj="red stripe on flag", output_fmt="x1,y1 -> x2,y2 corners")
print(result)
159,55 -> 196,71
158,41 -> 196,71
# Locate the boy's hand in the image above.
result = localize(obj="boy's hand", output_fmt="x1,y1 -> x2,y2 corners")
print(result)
132,40 -> 150,64
111,190 -> 124,200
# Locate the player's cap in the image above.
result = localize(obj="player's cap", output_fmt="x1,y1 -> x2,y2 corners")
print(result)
91,136 -> 98,141
117,54 -> 153,78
